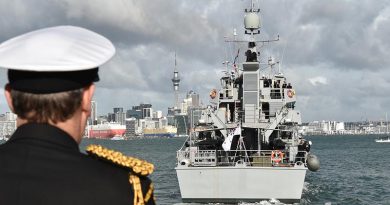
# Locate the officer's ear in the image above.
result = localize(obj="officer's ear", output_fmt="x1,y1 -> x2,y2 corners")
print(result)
81,84 -> 95,115
4,84 -> 15,113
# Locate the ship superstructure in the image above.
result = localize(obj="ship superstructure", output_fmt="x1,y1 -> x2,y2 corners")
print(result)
175,1 -> 319,203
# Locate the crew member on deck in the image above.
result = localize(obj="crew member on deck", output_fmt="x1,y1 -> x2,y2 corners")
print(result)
0,26 -> 155,205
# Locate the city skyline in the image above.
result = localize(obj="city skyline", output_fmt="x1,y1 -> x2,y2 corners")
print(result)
0,0 -> 390,122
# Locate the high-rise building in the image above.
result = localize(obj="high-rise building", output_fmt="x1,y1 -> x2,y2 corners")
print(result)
132,103 -> 152,111
143,108 -> 152,119
180,91 -> 201,114
107,113 -> 115,122
127,103 -> 152,119
113,107 -> 125,125
126,109 -> 142,119
187,90 -> 200,107
167,107 -> 175,126
172,90 -> 202,136
113,107 -> 123,114
90,101 -> 97,125
175,114 -> 188,136
125,118 -> 137,137
115,112 -> 126,125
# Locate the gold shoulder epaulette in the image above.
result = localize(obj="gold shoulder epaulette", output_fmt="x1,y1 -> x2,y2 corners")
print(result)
86,144 -> 154,176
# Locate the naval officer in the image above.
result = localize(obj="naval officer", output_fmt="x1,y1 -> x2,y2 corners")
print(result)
0,26 -> 155,205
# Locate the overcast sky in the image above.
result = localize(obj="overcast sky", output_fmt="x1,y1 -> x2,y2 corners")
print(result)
0,0 -> 390,122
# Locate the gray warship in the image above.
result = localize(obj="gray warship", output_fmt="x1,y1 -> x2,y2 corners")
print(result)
176,1 -> 320,203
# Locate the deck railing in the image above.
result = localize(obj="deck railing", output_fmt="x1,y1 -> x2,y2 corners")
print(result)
177,149 -> 307,167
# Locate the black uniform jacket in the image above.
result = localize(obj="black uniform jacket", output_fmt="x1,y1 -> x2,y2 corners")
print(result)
0,123 -> 155,205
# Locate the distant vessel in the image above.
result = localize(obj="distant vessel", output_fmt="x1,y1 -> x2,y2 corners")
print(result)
375,137 -> 390,143
376,113 -> 390,143
111,135 -> 125,140
88,123 -> 126,139
143,126 -> 177,138
175,1 -> 319,203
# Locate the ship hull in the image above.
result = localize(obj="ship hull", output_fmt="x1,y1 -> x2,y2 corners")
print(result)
375,138 -> 390,143
88,129 -> 126,139
176,166 -> 307,203
144,133 -> 175,138
143,126 -> 177,138
376,140 -> 390,143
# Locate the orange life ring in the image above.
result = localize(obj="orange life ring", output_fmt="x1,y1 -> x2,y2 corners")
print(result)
271,150 -> 284,163
209,89 -> 217,99
287,89 -> 294,98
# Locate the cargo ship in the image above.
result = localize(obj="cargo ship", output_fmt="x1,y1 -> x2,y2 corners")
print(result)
87,123 -> 126,139
143,126 -> 177,138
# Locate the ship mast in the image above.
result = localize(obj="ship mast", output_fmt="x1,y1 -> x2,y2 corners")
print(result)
386,112 -> 388,134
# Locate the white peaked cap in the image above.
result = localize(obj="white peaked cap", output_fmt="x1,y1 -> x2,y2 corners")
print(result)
0,25 -> 115,71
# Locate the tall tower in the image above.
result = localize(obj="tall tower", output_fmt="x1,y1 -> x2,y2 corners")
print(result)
171,53 -> 180,108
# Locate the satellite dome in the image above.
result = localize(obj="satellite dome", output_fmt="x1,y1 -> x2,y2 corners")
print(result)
244,13 -> 261,30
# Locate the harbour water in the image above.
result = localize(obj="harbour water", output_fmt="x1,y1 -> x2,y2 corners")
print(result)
2,135 -> 390,204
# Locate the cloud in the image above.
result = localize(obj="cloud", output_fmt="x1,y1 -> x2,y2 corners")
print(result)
0,0 -> 390,122
308,76 -> 328,86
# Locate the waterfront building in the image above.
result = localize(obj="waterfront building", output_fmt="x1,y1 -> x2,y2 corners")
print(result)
153,110 -> 163,119
107,113 -> 115,122
159,117 -> 168,128
125,118 -> 137,137
167,107 -> 176,126
0,112 -> 17,139
301,120 -> 345,135
175,114 -> 188,136
137,119 -> 146,135
97,116 -> 108,124
115,112 -> 126,125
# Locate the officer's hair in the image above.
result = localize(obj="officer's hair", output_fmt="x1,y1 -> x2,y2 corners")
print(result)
10,88 -> 83,123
